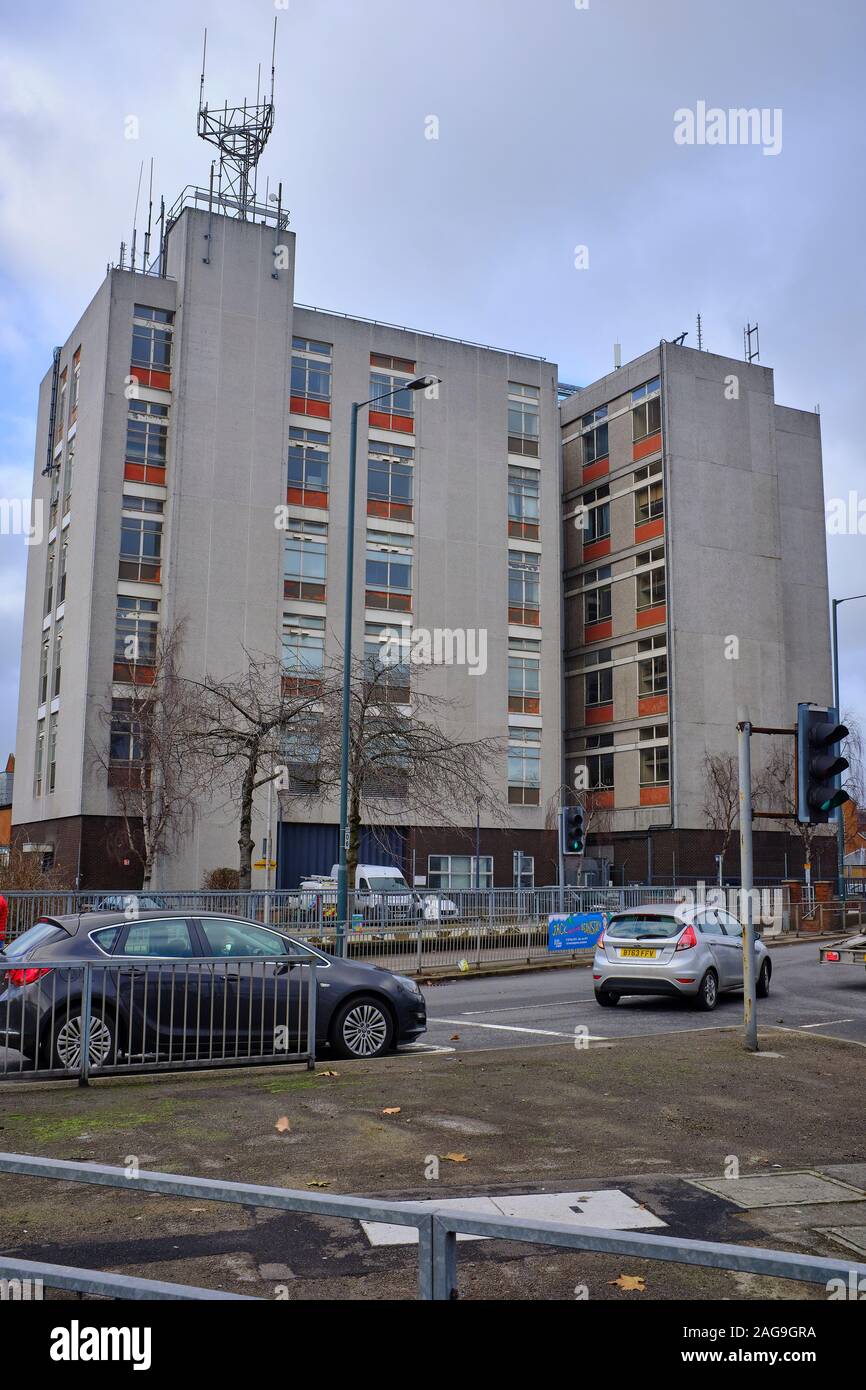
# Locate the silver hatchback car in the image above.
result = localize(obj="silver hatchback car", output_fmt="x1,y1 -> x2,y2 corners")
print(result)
593,902 -> 772,1010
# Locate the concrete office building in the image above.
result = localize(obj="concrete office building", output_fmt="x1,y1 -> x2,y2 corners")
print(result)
561,341 -> 836,882
11,187 -> 563,890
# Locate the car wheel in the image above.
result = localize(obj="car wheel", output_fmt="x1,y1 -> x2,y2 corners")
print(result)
594,989 -> 619,1006
756,960 -> 771,998
330,995 -> 394,1059
45,1010 -> 117,1072
695,970 -> 719,1012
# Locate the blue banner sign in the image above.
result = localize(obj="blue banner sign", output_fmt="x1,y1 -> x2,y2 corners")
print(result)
548,911 -> 605,952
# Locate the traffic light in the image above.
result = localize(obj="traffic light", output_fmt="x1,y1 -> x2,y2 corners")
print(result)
797,704 -> 850,824
565,805 -> 585,854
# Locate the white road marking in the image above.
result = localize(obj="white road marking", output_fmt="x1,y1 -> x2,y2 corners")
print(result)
798,1019 -> 855,1029
362,1188 -> 667,1246
428,1016 -> 606,1040
460,1001 -> 588,1016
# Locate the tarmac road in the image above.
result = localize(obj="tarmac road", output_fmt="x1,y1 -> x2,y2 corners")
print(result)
421,940 -> 866,1051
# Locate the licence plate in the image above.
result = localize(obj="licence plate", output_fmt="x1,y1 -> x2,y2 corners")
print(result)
618,947 -> 658,959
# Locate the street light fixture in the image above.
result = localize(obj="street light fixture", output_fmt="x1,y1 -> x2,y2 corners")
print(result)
335,375 -> 442,947
832,592 -> 866,898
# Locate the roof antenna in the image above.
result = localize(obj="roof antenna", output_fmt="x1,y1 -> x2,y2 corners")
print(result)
613,342 -> 622,369
130,159 -> 144,272
696,313 -> 703,351
197,21 -> 276,221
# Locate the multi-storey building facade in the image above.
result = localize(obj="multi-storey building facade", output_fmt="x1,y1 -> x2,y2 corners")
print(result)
11,197 -> 563,890
561,342 -> 836,881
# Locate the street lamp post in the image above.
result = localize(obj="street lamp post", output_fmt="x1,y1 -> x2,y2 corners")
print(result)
832,593 -> 866,899
335,375 -> 442,952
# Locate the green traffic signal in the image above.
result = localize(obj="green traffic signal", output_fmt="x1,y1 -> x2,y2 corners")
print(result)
797,704 -> 850,825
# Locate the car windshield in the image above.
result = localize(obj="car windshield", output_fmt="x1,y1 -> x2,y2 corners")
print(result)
606,914 -> 683,940
367,877 -> 410,892
2,920 -> 68,959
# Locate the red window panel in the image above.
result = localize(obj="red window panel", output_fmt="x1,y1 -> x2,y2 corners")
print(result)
283,580 -> 326,603
367,499 -> 414,522
369,410 -> 414,434
585,703 -> 614,726
508,519 -> 540,541
638,694 -> 669,718
287,486 -> 329,509
635,517 -> 665,545
290,396 -> 331,420
130,367 -> 171,392
365,589 -> 412,612
640,785 -> 670,806
508,695 -> 541,715
582,458 -> 609,484
124,461 -> 166,486
582,537 -> 611,564
636,604 -> 666,630
583,619 -> 612,643
112,661 -> 157,685
508,606 -> 541,626
633,431 -> 662,462
587,789 -> 614,810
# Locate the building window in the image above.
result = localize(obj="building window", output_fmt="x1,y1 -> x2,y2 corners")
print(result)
636,564 -> 666,610
508,382 -> 540,457
366,531 -> 412,611
508,549 -> 540,624
428,854 -> 493,891
131,305 -> 174,374
281,731 -> 321,795
38,636 -> 50,706
585,666 -> 613,707
508,653 -> 540,714
44,541 -> 56,616
57,369 -> 67,437
283,519 -> 327,602
62,435 -> 74,511
119,514 -> 162,583
368,442 -> 414,521
52,620 -> 63,699
638,653 -> 668,696
47,712 -> 59,794
508,466 -> 540,539
114,596 -> 159,680
282,613 -> 325,693
640,743 -> 670,786
126,400 -> 169,481
58,535 -> 68,604
581,485 -> 610,543
291,338 -> 332,406
583,421 -> 609,466
635,479 -> 664,525
70,348 -> 81,423
108,698 -> 147,786
632,377 -> 661,441
584,584 -> 612,626
34,721 -> 46,796
365,622 -> 410,702
513,852 -> 535,889
369,364 -> 415,429
288,427 -> 329,507
584,749 -> 614,790
49,459 -> 61,526
508,726 -> 541,805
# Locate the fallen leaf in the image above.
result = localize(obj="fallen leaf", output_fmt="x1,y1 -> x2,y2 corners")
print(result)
319,1070 -> 340,1078
443,1153 -> 470,1163
275,1116 -> 291,1134
382,1107 -> 401,1116
609,1274 -> 646,1292
307,1179 -> 330,1188
450,1034 -> 461,1041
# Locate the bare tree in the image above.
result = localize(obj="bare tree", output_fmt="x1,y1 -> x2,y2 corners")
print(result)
92,621 -> 200,888
316,655 -> 508,887
189,653 -> 329,890
755,743 -> 829,875
701,752 -> 740,875
0,845 -> 73,892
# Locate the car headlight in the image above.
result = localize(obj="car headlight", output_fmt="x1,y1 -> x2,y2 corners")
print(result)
393,975 -> 422,996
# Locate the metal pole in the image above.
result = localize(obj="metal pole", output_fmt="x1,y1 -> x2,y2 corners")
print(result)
336,403 -> 361,954
737,711 -> 758,1052
557,807 -> 565,913
833,600 -> 846,901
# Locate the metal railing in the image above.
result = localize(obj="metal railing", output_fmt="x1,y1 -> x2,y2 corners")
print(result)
1,1153 -> 864,1301
0,954 -> 317,1083
0,883 -> 792,956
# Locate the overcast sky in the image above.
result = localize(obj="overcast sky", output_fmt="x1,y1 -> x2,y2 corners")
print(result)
1,0 -> 864,764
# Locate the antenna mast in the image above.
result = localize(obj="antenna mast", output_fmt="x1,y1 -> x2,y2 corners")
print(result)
196,19 -> 277,221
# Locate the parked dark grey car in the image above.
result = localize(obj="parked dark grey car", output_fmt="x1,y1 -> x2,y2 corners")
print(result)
0,911 -> 426,1070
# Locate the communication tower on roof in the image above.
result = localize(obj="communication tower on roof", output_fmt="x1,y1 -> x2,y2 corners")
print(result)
197,20 -> 277,220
